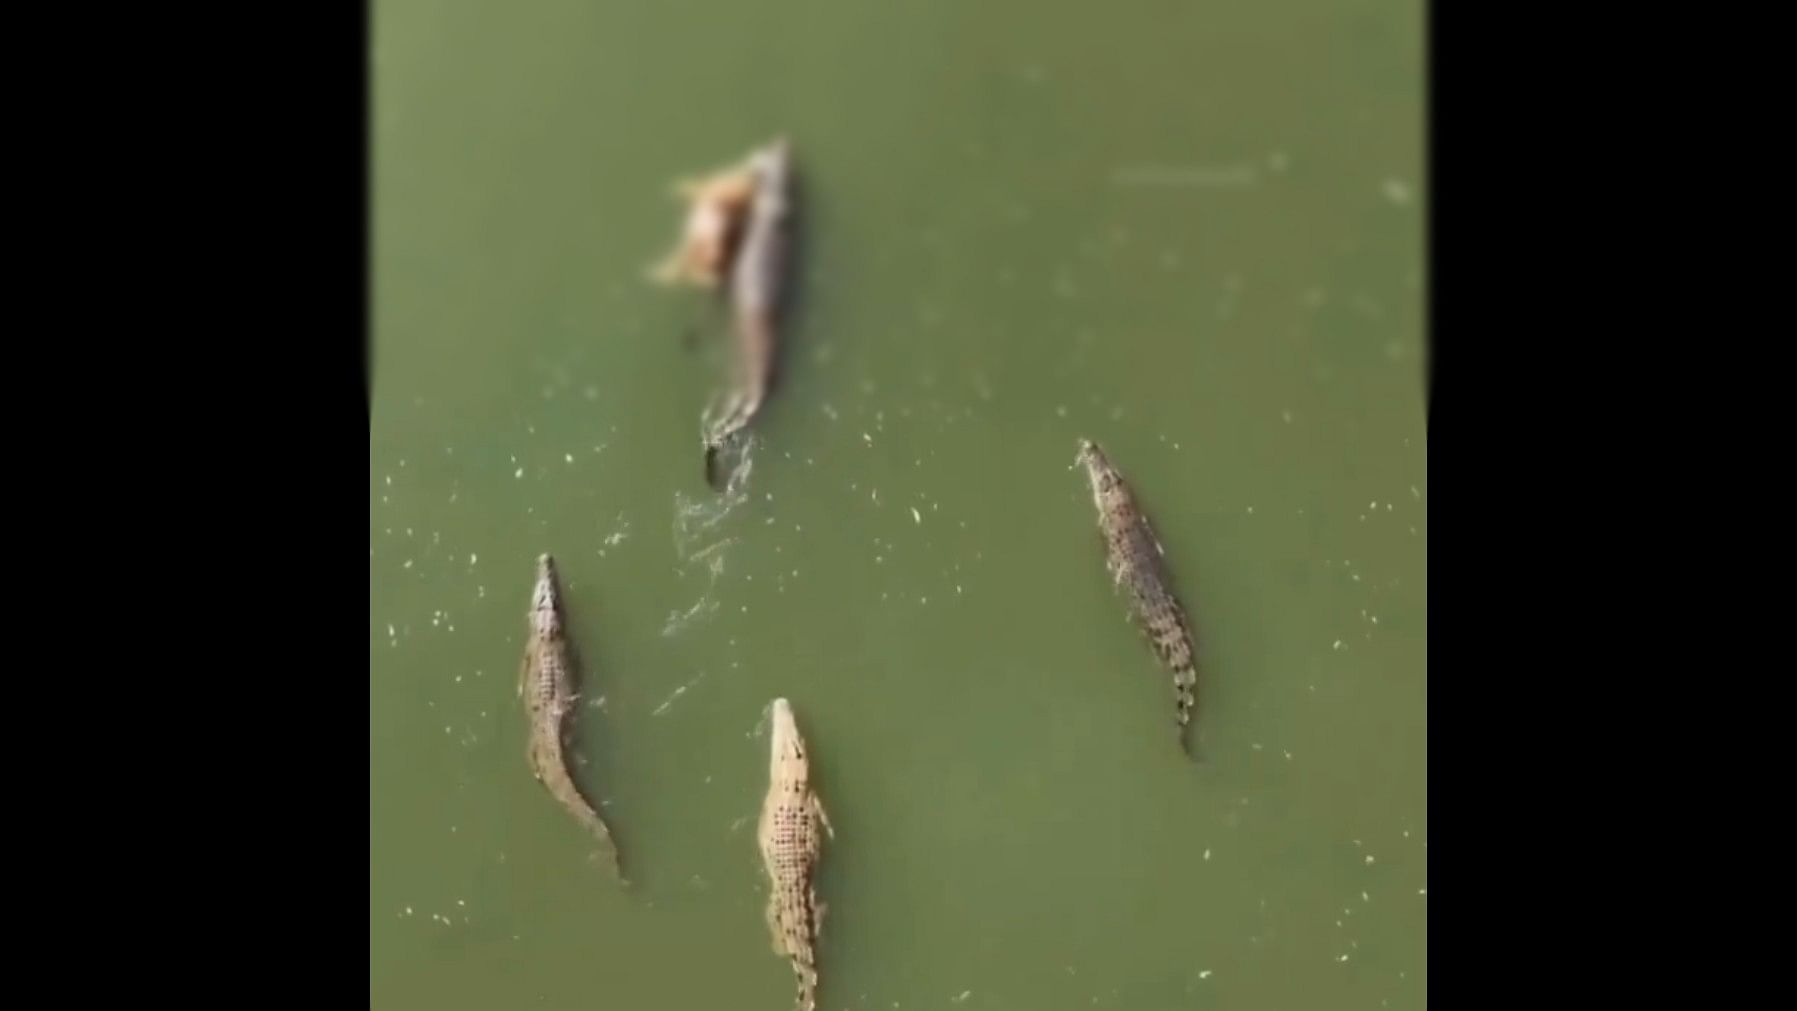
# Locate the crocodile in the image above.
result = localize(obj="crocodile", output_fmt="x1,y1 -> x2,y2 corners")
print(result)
519,553 -> 624,881
1074,439 -> 1201,757
704,135 -> 795,490
757,697 -> 833,1011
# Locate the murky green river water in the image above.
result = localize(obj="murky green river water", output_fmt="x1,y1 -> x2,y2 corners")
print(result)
371,1 -> 1425,1008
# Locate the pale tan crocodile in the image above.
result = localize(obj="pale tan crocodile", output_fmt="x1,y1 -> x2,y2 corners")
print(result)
519,553 -> 625,882
1075,439 -> 1201,757
757,697 -> 833,1011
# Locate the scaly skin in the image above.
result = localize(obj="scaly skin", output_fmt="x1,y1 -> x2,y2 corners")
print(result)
1075,439 -> 1201,757
519,553 -> 624,881
704,136 -> 794,488
757,697 -> 833,1011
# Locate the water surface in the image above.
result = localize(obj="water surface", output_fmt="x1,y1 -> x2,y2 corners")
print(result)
371,1 -> 1426,1007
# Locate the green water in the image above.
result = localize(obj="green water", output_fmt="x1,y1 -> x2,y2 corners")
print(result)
370,1 -> 1425,1008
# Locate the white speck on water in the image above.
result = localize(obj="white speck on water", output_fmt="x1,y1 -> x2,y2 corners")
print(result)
1371,615 -> 1379,624
1352,573 -> 1361,582
564,453 -> 573,464
1333,639 -> 1344,650
912,507 -> 922,524
514,467 -> 523,479
1383,178 -> 1412,204
1418,888 -> 1426,895
1366,854 -> 1376,865
1247,506 -> 1254,514
862,431 -> 873,445
953,992 -> 973,1004
1203,848 -> 1211,861
1056,404 -> 1068,418
1338,954 -> 1351,963
872,488 -> 879,503
1282,409 -> 1293,423
1369,501 -> 1377,510
384,475 -> 392,486
387,624 -> 396,638
1283,750 -> 1293,760
1251,742 -> 1263,751
1362,891 -> 1370,902
403,906 -> 413,916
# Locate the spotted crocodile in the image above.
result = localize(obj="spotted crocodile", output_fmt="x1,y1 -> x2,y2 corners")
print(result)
519,553 -> 625,880
757,697 -> 833,1011
1075,439 -> 1201,757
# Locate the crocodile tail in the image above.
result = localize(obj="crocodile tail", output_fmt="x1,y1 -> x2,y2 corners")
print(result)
702,417 -> 751,492
1172,658 -> 1199,760
703,439 -> 727,491
534,740 -> 625,880
791,957 -> 819,1011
